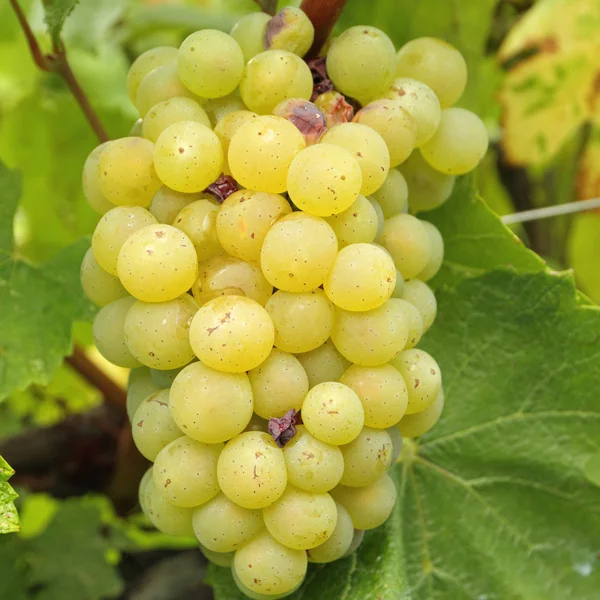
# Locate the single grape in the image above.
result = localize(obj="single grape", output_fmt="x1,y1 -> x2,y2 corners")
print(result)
295,339 -> 351,388
272,98 -> 327,146
240,50 -> 313,115
391,268 -> 406,299
149,186 -> 214,224
402,279 -> 437,331
368,197 -> 385,239
127,46 -> 177,103
230,12 -> 271,62
260,212 -> 338,292
398,388 -> 444,438
82,142 -> 114,214
203,92 -> 246,125
314,91 -> 354,128
117,224 -> 198,303
200,544 -> 234,568
416,221 -> 444,281
390,349 -> 442,414
233,570 -> 301,600
228,115 -> 306,193
339,364 -> 408,429
342,529 -> 365,557
387,425 -> 404,462
139,466 -> 154,515
265,6 -> 315,57
129,118 -> 143,137
287,144 -> 362,216
213,110 -> 258,175
124,294 -> 198,369
142,97 -> 210,142
150,366 -> 187,388
325,194 -> 378,247
189,295 -> 274,372
394,298 -> 424,350
172,199 -> 223,263
127,367 -> 160,422
395,37 -> 467,108
80,247 -> 128,307
218,432 -> 287,509
307,502 -> 354,563
339,427 -> 393,487
371,169 -> 409,218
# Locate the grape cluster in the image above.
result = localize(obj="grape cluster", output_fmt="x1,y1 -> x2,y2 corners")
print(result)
81,7 -> 487,598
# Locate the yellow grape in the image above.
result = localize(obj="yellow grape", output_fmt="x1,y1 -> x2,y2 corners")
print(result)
394,298 -> 424,350
416,221 -> 444,281
295,339 -> 351,388
398,388 -> 445,438
371,169 -> 409,218
339,427 -> 393,487
127,367 -> 160,422
308,503 -> 354,563
213,110 -> 258,175
129,118 -> 143,137
203,92 -> 247,125
149,186 -> 214,224
142,97 -> 210,142
200,545 -> 234,568
324,194 -> 378,247
230,12 -> 271,62
368,197 -> 385,239
80,247 -> 128,307
127,46 -> 177,103
265,6 -> 315,57
173,199 -> 223,262
402,279 -> 437,331
82,142 -> 114,214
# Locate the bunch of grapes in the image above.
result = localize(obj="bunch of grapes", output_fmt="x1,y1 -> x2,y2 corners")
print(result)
81,6 -> 487,598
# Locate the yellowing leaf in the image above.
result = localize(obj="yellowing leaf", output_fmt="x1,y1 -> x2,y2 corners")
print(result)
577,125 -> 600,200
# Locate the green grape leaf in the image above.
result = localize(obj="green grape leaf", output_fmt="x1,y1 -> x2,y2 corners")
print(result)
0,456 -> 19,534
0,161 -> 94,402
43,0 -> 79,43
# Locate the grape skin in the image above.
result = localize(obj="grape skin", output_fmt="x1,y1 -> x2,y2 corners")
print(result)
142,97 -> 210,143
325,194 -> 379,247
149,186 -> 214,224
126,367 -> 160,422
82,142 -> 115,214
402,279 -> 437,331
230,12 -> 272,62
398,389 -> 445,438
173,199 -> 224,263
307,502 -> 354,563
213,110 -> 258,175
295,339 -> 351,388
265,7 -> 315,57
339,427 -> 393,487
416,221 -> 444,281
394,298 -> 424,350
80,247 -> 128,307
371,168 -> 409,218
127,46 -> 177,103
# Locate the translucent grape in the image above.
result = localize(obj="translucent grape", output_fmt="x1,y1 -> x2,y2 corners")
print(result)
272,98 -> 327,146
390,349 -> 442,414
216,189 -> 291,262
213,110 -> 258,175
93,297 -> 141,368
263,485 -> 337,550
240,50 -> 313,115
331,299 -> 409,366
228,115 -> 305,193
248,349 -> 309,419
324,243 -> 396,312
416,221 -> 444,281
339,364 -> 408,428
233,570 -> 301,600
98,137 -> 162,207
331,474 -> 396,530
142,97 -> 210,142
379,214 -> 431,280
421,107 -> 489,175
132,389 -> 182,460
260,212 -> 338,292
353,100 -> 416,167
326,26 -> 396,103
203,92 -> 246,125
387,425 -> 404,462
150,366 -> 187,388
314,91 -> 354,128
394,298 -> 424,350
266,289 -> 334,353
265,7 -> 315,57
189,295 -> 274,372
193,493 -> 264,553
371,169 -> 409,218
339,427 -> 393,487
295,339 -> 351,388
127,46 -> 177,103
139,466 -> 154,515
218,432 -> 287,509
342,529 -> 365,558
117,224 -> 198,303
230,12 -> 271,62
80,247 -> 128,307
124,294 -> 198,369
307,502 -> 353,563
82,142 -> 114,214
170,361 -> 253,443
287,144 -> 362,216
129,118 -> 143,137
395,37 -> 467,108
398,388 -> 444,438
200,544 -> 234,568
283,425 -> 344,493
385,78 -> 441,147
302,382 -> 364,445
402,279 -> 437,331
391,268 -> 405,299
153,436 -> 222,507
368,197 -> 385,239
172,199 -> 223,262
149,186 -> 213,224
127,367 -> 160,421
321,123 -> 390,196
324,194 -> 378,247
153,121 -> 223,193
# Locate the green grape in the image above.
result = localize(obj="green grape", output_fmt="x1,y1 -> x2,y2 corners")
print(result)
117,224 -> 198,303
82,142 -> 114,214
193,493 -> 264,553
129,118 -> 143,137
263,485 -> 337,550
170,362 -> 253,443
153,436 -> 222,507
124,294 -> 198,370
80,247 -> 127,307
371,169 -> 409,218
142,97 -> 210,142
98,137 -> 162,207
127,46 -> 178,103
239,50 -> 313,115
230,12 -> 271,62
248,349 -> 309,419
342,529 -> 365,557
173,199 -> 223,262
132,389 -> 182,460
233,531 -> 307,595
391,268 -> 406,299
331,474 -> 396,530
266,289 -> 334,353
228,115 -> 305,193
353,99 -> 416,167
325,194 -> 378,247
189,295 -> 274,372
218,432 -> 287,509
150,366 -> 187,388
216,189 -> 291,262
394,298 -> 424,350
149,186 -> 213,224
302,382 -> 364,445
421,107 -> 489,175
402,279 -> 437,331
398,388 -> 444,438
324,243 -> 396,312
387,425 -> 404,462
127,367 -> 160,421
339,427 -> 393,487
287,144 -> 362,216
321,123 -> 390,196
261,212 -> 338,292
326,26 -> 396,103
93,297 -> 140,368
153,121 -> 223,193
214,110 -> 258,175
390,349 -> 442,414
283,425 -> 343,493
331,299 -> 409,366
339,364 -> 408,429
368,197 -> 385,239
233,572 -> 301,600
385,78 -> 441,147
200,544 -> 234,567
295,339 -> 351,388
177,30 -> 244,99
203,92 -> 247,125
192,255 -> 272,307
245,413 -> 270,433
265,6 -> 314,57
399,150 -> 455,213
139,466 -> 154,515
416,221 -> 444,281
307,502 -> 353,563
395,37 -> 467,108
379,214 -> 431,280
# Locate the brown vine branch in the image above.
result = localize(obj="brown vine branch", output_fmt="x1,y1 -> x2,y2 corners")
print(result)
300,0 -> 349,57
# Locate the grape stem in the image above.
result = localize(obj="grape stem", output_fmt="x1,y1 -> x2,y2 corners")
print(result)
254,0 -> 278,15
300,0 -> 350,57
